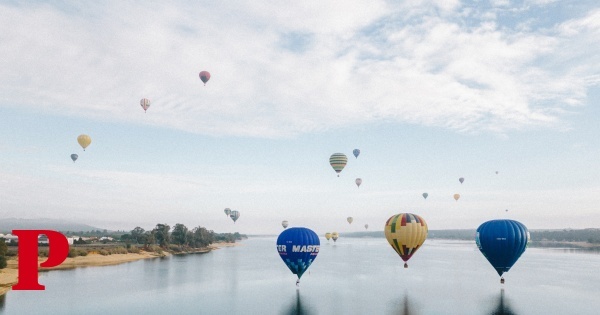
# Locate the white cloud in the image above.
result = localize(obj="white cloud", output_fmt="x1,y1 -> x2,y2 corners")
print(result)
0,1 -> 597,138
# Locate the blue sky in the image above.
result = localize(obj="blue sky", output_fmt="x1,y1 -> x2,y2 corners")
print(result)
0,1 -> 599,234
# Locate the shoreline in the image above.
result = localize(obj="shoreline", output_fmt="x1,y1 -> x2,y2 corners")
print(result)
0,241 -> 240,296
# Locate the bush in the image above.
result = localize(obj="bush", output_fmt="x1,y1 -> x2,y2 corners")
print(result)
127,247 -> 140,254
68,248 -> 78,258
99,250 -> 110,256
168,245 -> 182,253
110,247 -> 128,255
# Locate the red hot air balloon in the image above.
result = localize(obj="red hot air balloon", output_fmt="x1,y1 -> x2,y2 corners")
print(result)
199,71 -> 210,86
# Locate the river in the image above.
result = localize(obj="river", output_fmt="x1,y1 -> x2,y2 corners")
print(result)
2,237 -> 599,314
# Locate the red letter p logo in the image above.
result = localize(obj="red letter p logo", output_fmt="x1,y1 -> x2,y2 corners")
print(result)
12,230 -> 69,290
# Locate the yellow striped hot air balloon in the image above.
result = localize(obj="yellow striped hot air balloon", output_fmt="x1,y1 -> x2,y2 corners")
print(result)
325,232 -> 332,241
329,153 -> 348,177
331,232 -> 339,242
384,213 -> 428,268
77,134 -> 91,151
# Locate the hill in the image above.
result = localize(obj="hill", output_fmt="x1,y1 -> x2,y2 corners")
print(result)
0,218 -> 104,233
340,228 -> 600,247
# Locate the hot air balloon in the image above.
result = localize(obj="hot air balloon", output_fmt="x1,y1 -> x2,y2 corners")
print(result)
422,193 -> 428,199
331,232 -> 339,242
355,178 -> 362,188
329,153 -> 347,177
347,217 -> 353,224
454,194 -> 460,201
496,171 -> 499,174
276,227 -> 320,285
325,232 -> 332,241
224,208 -> 231,216
364,224 -> 369,230
353,149 -> 360,158
77,135 -> 91,151
384,213 -> 428,268
230,210 -> 240,223
476,219 -> 530,283
140,98 -> 150,113
199,71 -> 210,85
282,220 -> 289,229
459,177 -> 464,184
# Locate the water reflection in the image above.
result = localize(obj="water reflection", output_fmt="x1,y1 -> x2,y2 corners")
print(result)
389,292 -> 418,315
281,290 -> 314,315
0,293 -> 6,311
488,289 -> 517,315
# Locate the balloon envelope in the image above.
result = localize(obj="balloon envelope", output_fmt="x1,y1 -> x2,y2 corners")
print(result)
453,193 -> 460,201
364,224 -> 369,230
199,71 -> 210,85
422,192 -> 428,199
282,220 -> 289,229
355,178 -> 362,188
384,213 -> 428,267
70,154 -> 78,162
329,153 -> 348,176
224,208 -> 231,216
459,177 -> 464,184
347,217 -> 353,224
476,220 -> 530,277
325,232 -> 331,241
77,134 -> 91,150
353,149 -> 360,158
331,232 -> 339,242
230,210 -> 240,223
276,227 -> 320,279
140,98 -> 150,112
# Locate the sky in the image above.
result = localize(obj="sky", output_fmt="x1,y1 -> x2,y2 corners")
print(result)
0,0 -> 599,235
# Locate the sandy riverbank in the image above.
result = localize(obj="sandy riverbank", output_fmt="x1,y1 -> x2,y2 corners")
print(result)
0,242 -> 241,296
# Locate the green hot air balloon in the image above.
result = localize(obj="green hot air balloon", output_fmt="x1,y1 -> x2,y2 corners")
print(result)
230,210 -> 240,223
422,193 -> 428,199
329,153 -> 348,177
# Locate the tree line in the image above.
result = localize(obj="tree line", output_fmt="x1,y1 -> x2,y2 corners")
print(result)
341,229 -> 600,244
119,223 -> 244,249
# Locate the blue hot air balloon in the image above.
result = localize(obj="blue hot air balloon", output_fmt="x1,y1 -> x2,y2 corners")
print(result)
353,149 -> 360,158
476,219 -> 530,283
276,227 -> 320,286
70,154 -> 78,163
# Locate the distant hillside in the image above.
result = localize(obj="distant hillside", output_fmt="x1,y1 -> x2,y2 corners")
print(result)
0,218 -> 104,233
340,229 -> 600,244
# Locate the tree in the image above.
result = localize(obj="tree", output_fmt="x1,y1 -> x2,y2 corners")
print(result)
152,224 -> 170,248
120,234 -> 132,242
192,226 -> 214,248
171,224 -> 188,246
131,227 -> 145,244
142,231 -> 155,249
0,238 -> 7,269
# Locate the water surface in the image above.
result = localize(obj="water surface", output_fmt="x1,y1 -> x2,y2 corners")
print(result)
2,237 -> 599,314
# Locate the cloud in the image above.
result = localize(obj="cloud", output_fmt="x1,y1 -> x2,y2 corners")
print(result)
0,1 -> 597,138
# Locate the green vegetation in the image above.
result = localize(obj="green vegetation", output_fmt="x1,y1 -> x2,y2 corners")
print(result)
0,239 -> 7,269
4,222 -> 246,258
